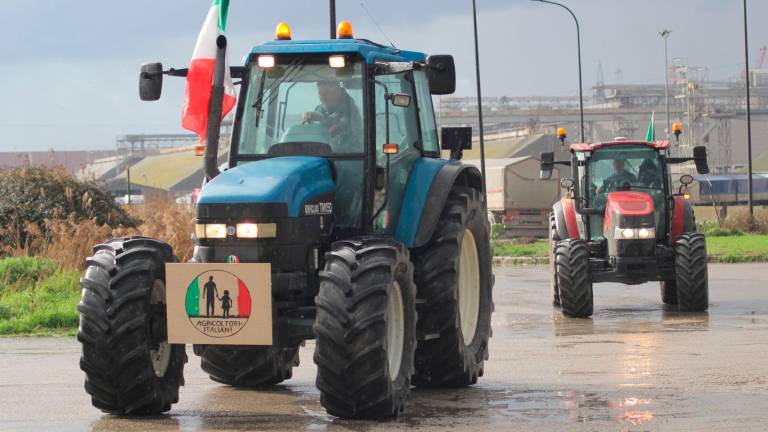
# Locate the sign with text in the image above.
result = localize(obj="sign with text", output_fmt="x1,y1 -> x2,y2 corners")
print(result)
165,263 -> 272,345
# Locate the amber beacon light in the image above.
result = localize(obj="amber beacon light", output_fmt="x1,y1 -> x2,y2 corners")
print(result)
275,22 -> 292,40
337,20 -> 354,39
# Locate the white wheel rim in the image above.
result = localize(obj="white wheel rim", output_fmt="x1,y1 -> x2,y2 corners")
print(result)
459,229 -> 481,345
150,279 -> 171,378
386,281 -> 405,381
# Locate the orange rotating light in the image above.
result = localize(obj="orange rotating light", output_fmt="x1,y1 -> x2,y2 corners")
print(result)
337,20 -> 354,39
275,22 -> 292,40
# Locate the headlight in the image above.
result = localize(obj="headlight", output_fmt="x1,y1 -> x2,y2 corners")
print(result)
637,228 -> 655,239
204,224 -> 227,239
614,227 -> 656,240
237,223 -> 277,239
236,223 -> 258,238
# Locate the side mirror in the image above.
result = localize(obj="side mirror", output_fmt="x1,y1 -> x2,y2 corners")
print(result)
389,93 -> 411,107
540,152 -> 555,180
426,55 -> 456,95
680,174 -> 694,186
560,178 -> 574,189
441,127 -> 472,159
693,146 -> 709,174
140,62 -> 163,101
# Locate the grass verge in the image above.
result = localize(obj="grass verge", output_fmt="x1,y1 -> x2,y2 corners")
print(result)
492,235 -> 768,264
0,257 -> 80,336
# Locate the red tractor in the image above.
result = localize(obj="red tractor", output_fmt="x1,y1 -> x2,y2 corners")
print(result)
540,138 -> 710,317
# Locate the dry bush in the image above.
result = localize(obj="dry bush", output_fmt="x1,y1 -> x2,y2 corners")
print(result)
124,192 -> 196,262
722,207 -> 768,234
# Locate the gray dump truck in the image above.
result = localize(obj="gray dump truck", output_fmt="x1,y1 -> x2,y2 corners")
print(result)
466,157 -> 560,237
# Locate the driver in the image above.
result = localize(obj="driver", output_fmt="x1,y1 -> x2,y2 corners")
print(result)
303,81 -> 362,152
598,159 -> 637,193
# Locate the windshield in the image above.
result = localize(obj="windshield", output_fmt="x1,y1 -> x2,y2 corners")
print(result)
587,145 -> 663,206
237,56 -> 364,156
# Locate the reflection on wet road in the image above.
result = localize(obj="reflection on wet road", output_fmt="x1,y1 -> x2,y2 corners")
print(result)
1,264 -> 767,431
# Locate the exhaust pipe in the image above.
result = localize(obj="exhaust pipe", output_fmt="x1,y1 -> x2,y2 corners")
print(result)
204,35 -> 227,181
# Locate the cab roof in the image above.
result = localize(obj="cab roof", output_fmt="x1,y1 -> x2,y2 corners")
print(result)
570,140 -> 671,152
248,39 -> 426,65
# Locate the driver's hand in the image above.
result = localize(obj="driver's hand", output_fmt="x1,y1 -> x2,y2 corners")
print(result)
303,112 -> 321,123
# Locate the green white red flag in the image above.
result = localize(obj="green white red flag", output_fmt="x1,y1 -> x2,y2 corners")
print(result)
182,0 -> 236,143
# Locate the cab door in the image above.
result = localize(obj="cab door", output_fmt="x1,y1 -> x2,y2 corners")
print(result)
373,71 -> 420,234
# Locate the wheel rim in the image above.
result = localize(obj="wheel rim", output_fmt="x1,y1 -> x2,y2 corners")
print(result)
150,279 -> 171,378
386,281 -> 405,381
459,229 -> 481,344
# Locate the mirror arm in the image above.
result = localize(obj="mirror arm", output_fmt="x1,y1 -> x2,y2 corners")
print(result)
142,66 -> 243,79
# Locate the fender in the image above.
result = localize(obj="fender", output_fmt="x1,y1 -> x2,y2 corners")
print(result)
395,158 -> 483,248
670,196 -> 696,242
554,197 -> 580,239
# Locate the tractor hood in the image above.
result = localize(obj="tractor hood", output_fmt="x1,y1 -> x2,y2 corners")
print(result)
197,156 -> 335,218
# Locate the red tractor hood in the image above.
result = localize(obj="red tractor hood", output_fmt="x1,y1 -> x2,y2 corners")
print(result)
605,192 -> 655,216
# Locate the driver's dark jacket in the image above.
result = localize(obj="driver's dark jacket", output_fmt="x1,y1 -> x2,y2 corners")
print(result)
314,92 -> 363,153
600,171 -> 637,192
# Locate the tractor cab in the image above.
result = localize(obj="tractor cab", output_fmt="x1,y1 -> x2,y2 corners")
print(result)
540,138 -> 711,317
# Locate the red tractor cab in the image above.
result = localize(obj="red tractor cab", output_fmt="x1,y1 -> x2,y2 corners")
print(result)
540,139 -> 710,317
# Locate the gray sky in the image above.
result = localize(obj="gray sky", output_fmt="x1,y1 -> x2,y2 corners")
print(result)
1,0 -> 767,151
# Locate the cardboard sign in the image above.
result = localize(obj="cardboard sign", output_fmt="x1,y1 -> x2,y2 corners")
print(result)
165,263 -> 272,345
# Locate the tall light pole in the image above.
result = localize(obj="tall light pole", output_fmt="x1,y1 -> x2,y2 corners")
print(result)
531,0 -> 585,142
661,29 -> 672,139
743,0 -> 754,219
472,0 -> 487,207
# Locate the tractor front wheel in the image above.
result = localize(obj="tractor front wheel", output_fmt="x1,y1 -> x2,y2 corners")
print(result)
555,239 -> 594,318
674,233 -> 709,312
194,345 -> 300,387
412,186 -> 494,388
313,238 -> 416,419
77,237 -> 186,414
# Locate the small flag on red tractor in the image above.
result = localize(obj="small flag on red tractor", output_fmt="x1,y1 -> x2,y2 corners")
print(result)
181,0 -> 237,143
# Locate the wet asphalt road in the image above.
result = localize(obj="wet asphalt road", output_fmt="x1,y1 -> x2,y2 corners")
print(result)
1,263 -> 767,431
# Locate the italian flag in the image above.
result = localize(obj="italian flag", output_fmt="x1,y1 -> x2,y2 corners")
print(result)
181,0 -> 237,143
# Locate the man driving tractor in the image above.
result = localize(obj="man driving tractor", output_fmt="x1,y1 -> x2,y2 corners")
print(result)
303,80 -> 362,152
597,159 -> 638,194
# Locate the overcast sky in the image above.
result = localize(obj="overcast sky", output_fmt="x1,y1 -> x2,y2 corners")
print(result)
2,0 -> 767,151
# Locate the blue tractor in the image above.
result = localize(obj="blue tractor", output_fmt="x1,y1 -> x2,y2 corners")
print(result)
77,21 -> 494,419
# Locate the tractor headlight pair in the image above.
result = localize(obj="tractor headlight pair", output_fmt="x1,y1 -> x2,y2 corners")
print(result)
195,223 -> 277,239
614,227 -> 655,240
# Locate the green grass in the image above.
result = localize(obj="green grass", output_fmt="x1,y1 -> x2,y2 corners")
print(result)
0,257 -> 80,336
493,240 -> 549,257
706,234 -> 768,262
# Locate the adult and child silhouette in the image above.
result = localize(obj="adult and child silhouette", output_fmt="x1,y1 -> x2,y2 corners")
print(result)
202,275 -> 233,318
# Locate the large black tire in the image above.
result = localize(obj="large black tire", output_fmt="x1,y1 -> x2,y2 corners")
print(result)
77,237 -> 186,415
555,239 -> 594,318
412,186 -> 494,388
313,238 -> 416,419
549,212 -> 561,307
660,280 -> 678,305
194,345 -> 300,387
675,233 -> 709,312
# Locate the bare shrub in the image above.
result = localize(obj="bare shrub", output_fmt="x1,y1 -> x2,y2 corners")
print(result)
722,208 -> 768,234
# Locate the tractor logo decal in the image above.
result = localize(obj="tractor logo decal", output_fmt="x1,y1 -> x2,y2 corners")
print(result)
184,270 -> 252,338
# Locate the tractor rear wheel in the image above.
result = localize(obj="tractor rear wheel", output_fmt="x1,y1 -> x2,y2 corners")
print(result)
660,280 -> 678,305
675,233 -> 709,312
555,239 -> 594,318
313,238 -> 416,419
194,345 -> 300,387
412,186 -> 493,388
549,212 -> 561,307
77,237 -> 186,415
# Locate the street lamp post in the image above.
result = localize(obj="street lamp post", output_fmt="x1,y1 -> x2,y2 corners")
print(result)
531,0 -> 585,142
472,0 -> 487,208
743,0 -> 754,219
661,30 -> 672,139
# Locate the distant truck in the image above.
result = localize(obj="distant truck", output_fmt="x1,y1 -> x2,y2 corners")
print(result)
465,157 -> 561,237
